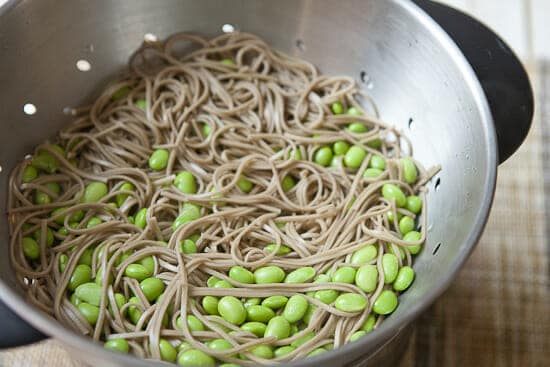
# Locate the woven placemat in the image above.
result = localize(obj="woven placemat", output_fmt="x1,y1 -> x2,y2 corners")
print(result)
1,64 -> 548,367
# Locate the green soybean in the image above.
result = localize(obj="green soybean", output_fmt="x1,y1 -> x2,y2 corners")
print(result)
127,297 -> 142,324
22,166 -> 38,183
109,293 -> 126,317
213,280 -> 233,289
202,296 -> 219,315
254,266 -> 285,284
51,207 -> 84,225
180,239 -> 197,254
363,168 -> 383,179
303,304 -> 317,324
369,155 -> 386,170
136,99 -> 147,110
140,277 -> 165,301
135,208 -> 148,229
159,339 -> 177,362
148,149 -> 169,170
331,102 -> 344,115
207,276 -> 221,288
399,216 -> 415,234
237,177 -> 254,193
281,175 -> 296,192
314,147 -> 333,167
59,254 -> 68,272
207,338 -> 233,352
381,184 -> 407,207
394,266 -> 415,291
332,266 -> 356,284
31,152 -> 58,173
262,295 -> 288,309
334,293 -> 367,313
361,314 -> 377,332
246,305 -> 275,323
104,338 -> 129,354
221,58 -> 235,66
112,86 -> 130,100
75,282 -> 102,306
86,217 -> 102,228
77,302 -> 99,325
350,245 -> 378,265
291,332 -> 314,347
174,171 -> 197,194
177,349 -> 215,367
330,155 -> 342,168
355,265 -> 378,293
139,256 -> 155,274
274,345 -> 296,358
314,289 -> 339,304
382,253 -> 399,284
373,290 -> 398,315
34,190 -> 51,205
69,264 -> 92,291
349,330 -> 366,342
347,123 -> 368,133
332,140 -> 350,155
307,348 -> 327,358
401,158 -> 418,184
347,107 -> 362,116
406,195 -> 423,214
218,296 -> 246,325
284,267 -> 315,283
249,345 -> 273,359
202,123 -> 212,137
387,211 -> 403,224
265,244 -> 292,255
288,148 -> 302,160
125,264 -> 151,281
116,182 -> 135,207
83,182 -> 108,203
241,321 -> 267,337
283,295 -> 308,323
186,314 -> 205,331
344,146 -> 367,168
244,298 -> 261,308
403,230 -> 422,255
22,237 -> 40,260
70,293 -> 82,306
264,316 -> 290,340
229,266 -> 255,284
173,203 -> 201,230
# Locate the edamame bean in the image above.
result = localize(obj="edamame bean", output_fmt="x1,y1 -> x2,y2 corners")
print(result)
282,295 -> 308,323
330,156 -> 342,168
262,295 -> 288,309
218,364 -> 240,367
32,152 -> 58,173
70,293 -> 81,306
136,99 -> 146,111
109,293 -> 126,317
369,155 -> 386,170
237,177 -> 254,193
135,208 -> 148,229
116,182 -> 135,207
387,211 -> 403,224
281,175 -> 296,192
314,289 -> 339,304
265,244 -> 292,255
77,302 -> 99,325
173,203 -> 201,230
59,254 -> 68,272
403,231 -> 422,254
69,264 -> 92,291
363,168 -> 383,179
303,304 -> 317,324
174,171 -> 197,194
213,280 -> 233,288
221,59 -> 235,65
104,338 -> 129,353
331,102 -> 344,115
148,149 -> 169,171
264,316 -> 290,340
393,266 -> 415,291
332,266 -> 356,284
207,338 -> 233,352
202,123 -> 212,137
307,348 -> 327,358
34,190 -> 51,205
202,296 -> 219,318
401,158 -> 418,184
22,166 -> 38,183
249,345 -> 273,359
361,314 -> 376,332
348,107 -> 362,116
83,182 -> 108,203
159,339 -> 177,362
241,321 -> 267,337
284,267 -> 315,283
288,148 -> 301,160
75,282 -> 102,306
244,298 -> 261,308
22,237 -> 40,260
246,305 -> 275,323
86,217 -> 102,228
381,184 -> 407,207
112,86 -> 130,100
344,146 -> 367,168
334,293 -> 367,312
406,195 -> 423,214
180,239 -> 197,254
350,245 -> 378,265
177,349 -> 215,367
229,266 -> 255,284
254,266 -> 285,284
218,296 -> 246,325
373,290 -> 398,315
332,140 -> 350,156
125,264 -> 152,281
207,276 -> 221,288
399,216 -> 414,234
140,277 -> 165,301
32,228 -> 54,246
127,297 -> 142,324
139,256 -> 155,274
274,345 -> 296,358
382,253 -> 399,284
355,265 -> 378,293
51,207 -> 84,225
185,314 -> 205,331
314,147 -> 333,167
291,332 -> 314,347
347,123 -> 368,133
350,330 -> 366,342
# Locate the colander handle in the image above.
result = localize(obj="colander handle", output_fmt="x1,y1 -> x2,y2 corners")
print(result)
414,0 -> 534,164
0,300 -> 46,347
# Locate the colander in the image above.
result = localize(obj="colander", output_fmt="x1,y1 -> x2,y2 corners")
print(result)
0,0 -> 533,366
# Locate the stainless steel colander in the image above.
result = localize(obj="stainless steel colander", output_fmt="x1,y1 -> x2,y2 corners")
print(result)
0,0 -> 533,366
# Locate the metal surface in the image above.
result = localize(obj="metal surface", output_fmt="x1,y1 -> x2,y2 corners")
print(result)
0,0 -> 498,366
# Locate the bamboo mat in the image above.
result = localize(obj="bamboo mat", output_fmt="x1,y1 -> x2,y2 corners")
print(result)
0,64 -> 548,367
